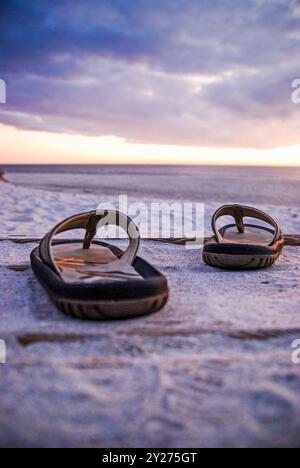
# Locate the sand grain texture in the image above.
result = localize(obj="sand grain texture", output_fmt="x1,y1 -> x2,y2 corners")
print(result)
1,167 -> 300,448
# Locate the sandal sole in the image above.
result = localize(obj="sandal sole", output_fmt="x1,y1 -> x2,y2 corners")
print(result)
202,251 -> 281,270
50,292 -> 169,320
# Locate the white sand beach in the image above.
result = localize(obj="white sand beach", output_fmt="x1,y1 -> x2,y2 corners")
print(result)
1,165 -> 300,447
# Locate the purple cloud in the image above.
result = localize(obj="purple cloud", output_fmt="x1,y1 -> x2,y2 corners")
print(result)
0,0 -> 300,148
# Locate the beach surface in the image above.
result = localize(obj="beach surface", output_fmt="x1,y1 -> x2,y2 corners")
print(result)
1,165 -> 300,448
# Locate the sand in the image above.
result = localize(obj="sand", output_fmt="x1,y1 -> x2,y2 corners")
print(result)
0,166 -> 300,448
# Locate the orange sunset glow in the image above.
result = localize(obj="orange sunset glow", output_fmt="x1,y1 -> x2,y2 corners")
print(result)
1,124 -> 300,166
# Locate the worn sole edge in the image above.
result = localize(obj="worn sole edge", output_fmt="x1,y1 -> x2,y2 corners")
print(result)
50,291 -> 169,320
202,251 -> 281,270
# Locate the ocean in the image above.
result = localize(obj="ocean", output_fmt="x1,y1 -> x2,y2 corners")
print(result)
2,164 -> 300,206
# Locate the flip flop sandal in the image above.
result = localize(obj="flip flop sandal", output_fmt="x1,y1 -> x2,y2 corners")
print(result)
31,210 -> 169,320
203,204 -> 284,270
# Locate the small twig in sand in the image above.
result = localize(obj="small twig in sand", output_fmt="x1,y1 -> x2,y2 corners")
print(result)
7,264 -> 30,271
1,235 -> 300,246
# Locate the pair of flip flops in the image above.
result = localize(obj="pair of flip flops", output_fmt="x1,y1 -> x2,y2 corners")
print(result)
31,204 -> 284,321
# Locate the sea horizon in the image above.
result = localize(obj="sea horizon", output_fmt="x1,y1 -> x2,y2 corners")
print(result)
3,163 -> 300,174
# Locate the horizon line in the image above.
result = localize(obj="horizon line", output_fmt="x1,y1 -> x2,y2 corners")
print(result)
2,162 -> 300,169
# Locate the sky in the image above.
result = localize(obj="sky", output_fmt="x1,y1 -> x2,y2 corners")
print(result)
0,0 -> 300,165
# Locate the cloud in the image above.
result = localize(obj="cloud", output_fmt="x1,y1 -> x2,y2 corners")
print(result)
0,0 -> 300,149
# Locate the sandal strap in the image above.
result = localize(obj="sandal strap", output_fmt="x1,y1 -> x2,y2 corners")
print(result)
211,204 -> 281,245
39,210 -> 140,276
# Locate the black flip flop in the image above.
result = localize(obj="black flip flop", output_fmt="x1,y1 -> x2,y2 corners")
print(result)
203,204 -> 284,270
31,210 -> 169,320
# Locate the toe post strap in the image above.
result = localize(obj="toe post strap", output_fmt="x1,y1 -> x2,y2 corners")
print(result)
232,205 -> 245,234
212,204 -> 282,245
